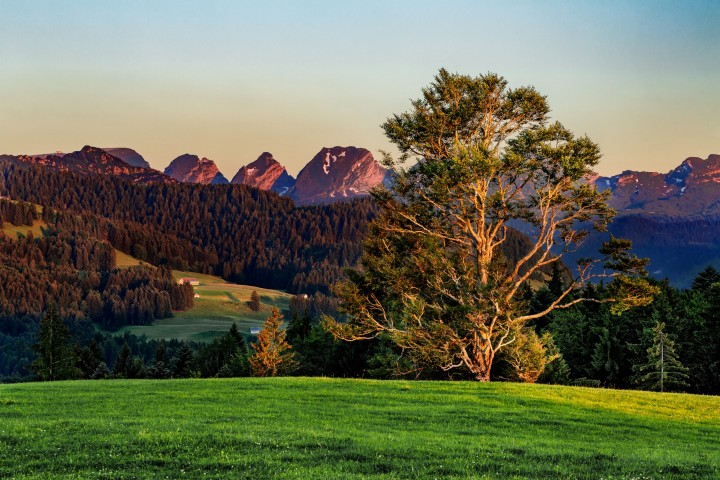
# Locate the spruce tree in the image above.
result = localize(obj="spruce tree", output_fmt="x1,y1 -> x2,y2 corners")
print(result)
113,343 -> 134,378
31,305 -> 79,381
691,265 -> 720,294
147,340 -> 171,379
173,343 -> 195,378
249,290 -> 261,312
634,322 -> 689,392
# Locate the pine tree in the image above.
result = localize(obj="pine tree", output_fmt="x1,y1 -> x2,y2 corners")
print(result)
248,290 -> 261,311
113,343 -> 134,378
228,322 -> 245,348
147,340 -> 171,379
538,334 -> 571,385
173,343 -> 195,378
691,265 -> 720,294
634,322 -> 689,392
249,307 -> 297,377
30,305 -> 79,381
287,310 -> 312,345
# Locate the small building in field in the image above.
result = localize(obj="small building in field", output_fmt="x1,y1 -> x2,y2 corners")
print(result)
178,277 -> 200,286
194,293 -> 200,298
250,327 -> 262,335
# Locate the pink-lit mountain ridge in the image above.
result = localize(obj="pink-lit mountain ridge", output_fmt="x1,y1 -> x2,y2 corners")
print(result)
1,145 -> 391,205
164,154 -> 229,185
0,146 -> 173,184
289,146 -> 391,205
231,152 -> 295,195
569,154 -> 720,286
594,154 -> 720,217
229,146 -> 390,204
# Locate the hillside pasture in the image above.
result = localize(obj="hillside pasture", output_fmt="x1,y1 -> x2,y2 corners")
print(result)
118,270 -> 293,341
1,218 -> 46,238
0,378 -> 718,479
114,249 -> 145,268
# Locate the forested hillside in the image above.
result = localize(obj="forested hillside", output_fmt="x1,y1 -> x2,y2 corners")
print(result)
1,161 -> 376,293
0,199 -> 195,377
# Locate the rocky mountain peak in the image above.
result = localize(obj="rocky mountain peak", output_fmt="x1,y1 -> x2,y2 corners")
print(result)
290,146 -> 390,205
231,152 -> 295,194
595,154 -> 720,216
102,148 -> 151,169
0,145 -> 172,184
164,154 -> 229,185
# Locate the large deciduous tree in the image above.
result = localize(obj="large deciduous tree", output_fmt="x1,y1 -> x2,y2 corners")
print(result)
325,69 -> 657,381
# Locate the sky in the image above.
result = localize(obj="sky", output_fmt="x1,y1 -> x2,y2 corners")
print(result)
1,0 -> 718,177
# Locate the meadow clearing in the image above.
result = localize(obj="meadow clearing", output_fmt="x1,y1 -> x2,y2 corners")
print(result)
118,271 -> 292,342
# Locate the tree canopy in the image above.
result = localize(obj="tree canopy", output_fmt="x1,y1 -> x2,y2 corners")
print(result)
326,69 -> 657,381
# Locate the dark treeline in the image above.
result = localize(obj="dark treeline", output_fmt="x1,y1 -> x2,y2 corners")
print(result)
8,271 -> 720,395
17,294 -> 372,383
0,200 -> 194,378
1,162 -> 376,293
527,266 -> 720,395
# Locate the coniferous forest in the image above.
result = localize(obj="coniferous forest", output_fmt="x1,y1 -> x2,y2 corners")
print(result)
1,162 -> 376,293
0,160 -> 719,394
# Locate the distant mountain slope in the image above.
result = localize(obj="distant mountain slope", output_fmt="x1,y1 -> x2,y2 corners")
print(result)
164,154 -> 229,184
291,146 -> 390,205
0,146 -> 172,183
231,152 -> 295,195
595,154 -> 720,216
564,154 -> 720,286
102,148 -> 151,169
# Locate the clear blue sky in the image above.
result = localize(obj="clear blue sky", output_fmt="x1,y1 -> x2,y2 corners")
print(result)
1,0 -> 718,177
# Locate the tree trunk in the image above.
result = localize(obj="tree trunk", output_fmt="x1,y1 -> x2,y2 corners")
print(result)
467,335 -> 494,381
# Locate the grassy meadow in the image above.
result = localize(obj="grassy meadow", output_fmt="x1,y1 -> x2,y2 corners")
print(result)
118,270 -> 293,341
0,378 -> 718,479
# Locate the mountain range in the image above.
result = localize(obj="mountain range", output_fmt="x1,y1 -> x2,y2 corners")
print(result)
0,145 -> 390,205
578,154 -> 720,286
2,144 -> 720,285
594,154 -> 720,217
0,146 -> 171,184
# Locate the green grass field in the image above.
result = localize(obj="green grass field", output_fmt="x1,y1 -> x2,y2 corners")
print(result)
0,378 -> 717,479
118,271 -> 293,341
